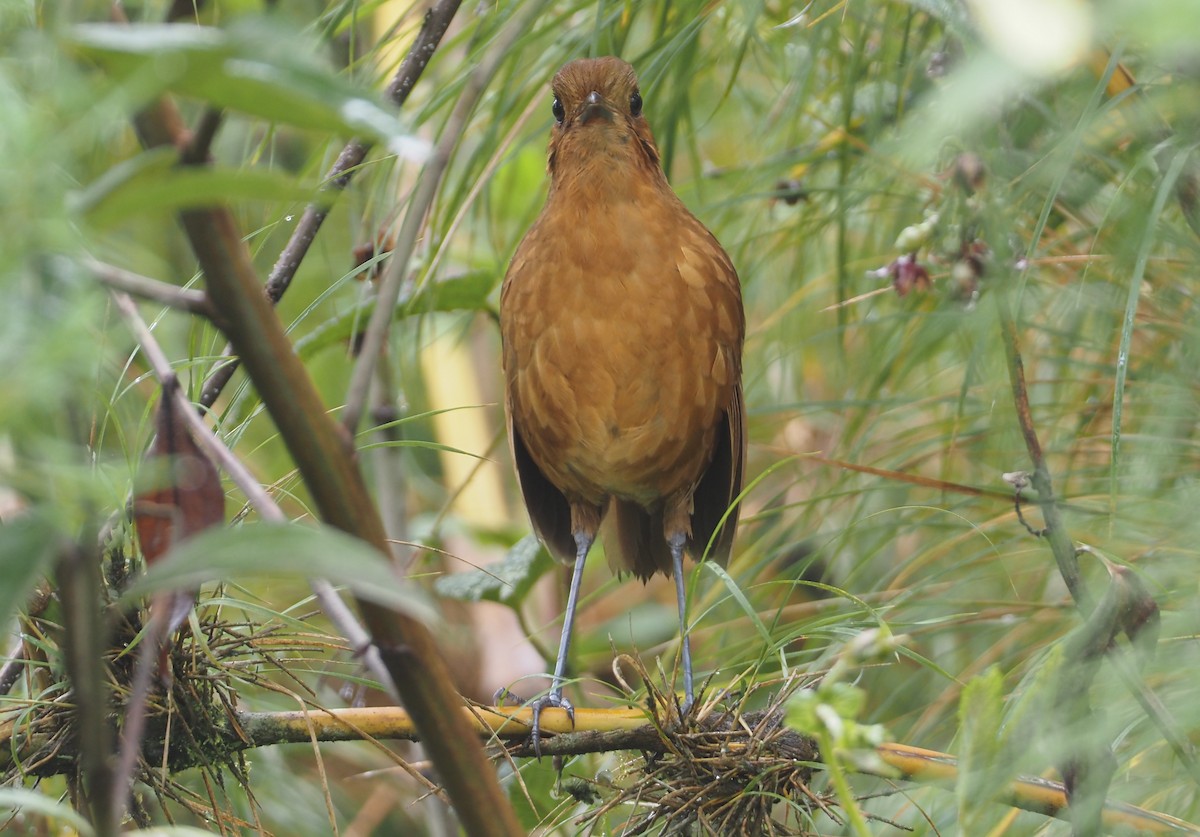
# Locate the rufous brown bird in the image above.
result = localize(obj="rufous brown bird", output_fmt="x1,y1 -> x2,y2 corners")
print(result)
500,56 -> 745,745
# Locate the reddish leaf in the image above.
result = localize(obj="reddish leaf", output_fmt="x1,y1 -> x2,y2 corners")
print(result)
134,388 -> 224,565
134,387 -> 224,641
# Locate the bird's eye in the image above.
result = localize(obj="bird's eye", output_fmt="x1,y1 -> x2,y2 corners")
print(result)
552,96 -> 565,123
630,90 -> 643,117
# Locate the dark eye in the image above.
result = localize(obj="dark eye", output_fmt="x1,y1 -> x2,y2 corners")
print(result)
552,96 -> 565,123
630,90 -> 643,116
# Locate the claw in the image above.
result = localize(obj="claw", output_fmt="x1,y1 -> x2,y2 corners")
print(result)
528,691 -> 575,757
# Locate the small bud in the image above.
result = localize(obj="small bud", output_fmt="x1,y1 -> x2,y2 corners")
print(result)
1002,471 -> 1031,491
891,254 -> 932,297
953,152 -> 986,194
894,213 -> 939,252
773,179 -> 808,206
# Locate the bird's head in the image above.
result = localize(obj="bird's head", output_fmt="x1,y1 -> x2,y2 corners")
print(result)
545,57 -> 661,182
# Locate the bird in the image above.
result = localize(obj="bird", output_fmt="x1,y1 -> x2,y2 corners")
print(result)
499,56 -> 746,748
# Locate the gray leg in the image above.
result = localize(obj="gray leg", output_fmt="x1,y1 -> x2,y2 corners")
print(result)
529,530 -> 592,755
668,532 -> 695,713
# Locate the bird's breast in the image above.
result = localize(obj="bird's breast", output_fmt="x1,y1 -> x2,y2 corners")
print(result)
501,189 -> 742,508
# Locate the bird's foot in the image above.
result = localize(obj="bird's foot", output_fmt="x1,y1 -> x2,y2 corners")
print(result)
528,691 -> 575,757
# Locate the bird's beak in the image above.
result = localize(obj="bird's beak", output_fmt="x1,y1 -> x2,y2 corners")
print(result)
578,90 -> 614,125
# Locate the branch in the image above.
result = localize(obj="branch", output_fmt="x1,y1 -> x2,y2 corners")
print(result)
197,0 -> 462,411
995,294 -> 1085,605
179,106 -> 222,166
127,59 -> 522,837
54,536 -> 116,837
110,293 -> 269,513
234,705 -> 648,749
0,639 -> 25,696
877,742 -> 1200,835
7,704 -> 1195,834
0,584 -> 52,697
88,259 -> 212,317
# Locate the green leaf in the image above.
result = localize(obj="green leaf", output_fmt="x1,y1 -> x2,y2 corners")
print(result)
63,23 -> 427,159
0,510 -> 58,628
823,681 -> 867,719
957,666 -> 1007,831
784,688 -> 821,735
504,756 -> 561,831
580,601 -> 678,656
294,271 -> 498,361
118,523 -> 438,625
433,535 -> 553,608
402,270 -> 496,316
704,562 -> 772,646
1001,644 -> 1064,771
0,788 -> 95,837
786,682 -> 881,748
1110,149 -> 1191,509
72,148 -> 324,226
293,299 -> 375,360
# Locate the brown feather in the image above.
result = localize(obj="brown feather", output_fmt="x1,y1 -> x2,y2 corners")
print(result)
508,411 -> 576,562
500,57 -> 746,581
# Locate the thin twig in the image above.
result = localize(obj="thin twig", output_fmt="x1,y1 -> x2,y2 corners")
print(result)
419,91 -> 543,286
995,293 -> 1085,604
55,535 -> 116,837
1107,646 -> 1200,785
109,597 -> 172,832
88,259 -> 212,316
0,639 -> 26,697
180,107 -> 223,166
0,583 -> 52,696
341,2 -> 541,432
197,0 -> 463,411
367,349 -> 417,569
111,292 -> 272,512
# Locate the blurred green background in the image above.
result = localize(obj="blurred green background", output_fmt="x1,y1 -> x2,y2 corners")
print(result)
2,0 -> 1199,833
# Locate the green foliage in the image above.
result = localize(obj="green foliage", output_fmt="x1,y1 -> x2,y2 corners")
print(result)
74,147 -> 325,226
0,511 -> 58,630
64,22 -> 425,155
434,534 -> 553,608
120,523 -> 438,622
3,0 -> 1200,834
956,666 -> 1008,831
293,269 -> 497,359
0,787 -> 95,836
786,631 -> 895,836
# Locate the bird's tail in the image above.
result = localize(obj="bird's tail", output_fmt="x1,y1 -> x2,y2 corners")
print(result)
606,499 -> 673,581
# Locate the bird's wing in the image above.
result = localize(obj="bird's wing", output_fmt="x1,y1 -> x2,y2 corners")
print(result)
505,390 -> 577,564
688,380 -> 745,567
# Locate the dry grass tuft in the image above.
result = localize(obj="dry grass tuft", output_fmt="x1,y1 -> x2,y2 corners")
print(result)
577,658 -> 829,835
1,588 -> 354,828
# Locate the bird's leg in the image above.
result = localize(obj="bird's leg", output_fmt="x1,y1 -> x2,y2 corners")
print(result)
668,531 -> 695,715
529,529 -> 593,756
